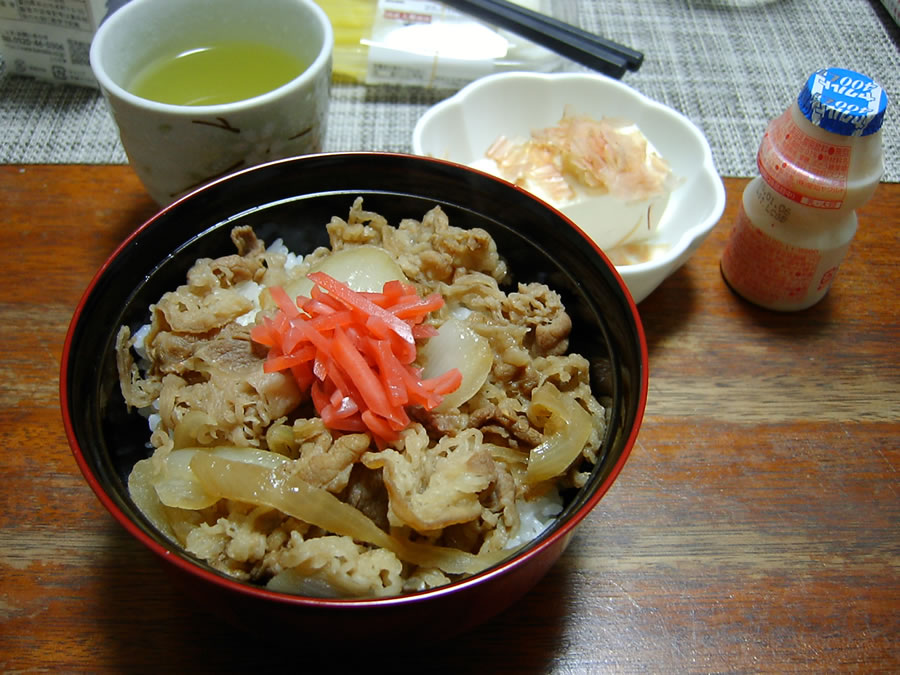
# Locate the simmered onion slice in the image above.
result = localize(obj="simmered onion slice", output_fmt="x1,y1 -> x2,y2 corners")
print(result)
152,446 -> 290,510
189,453 -> 508,575
419,317 -> 492,411
525,382 -> 592,484
284,245 -> 407,300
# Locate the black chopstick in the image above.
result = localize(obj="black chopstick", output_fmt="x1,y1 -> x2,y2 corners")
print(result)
441,0 -> 643,79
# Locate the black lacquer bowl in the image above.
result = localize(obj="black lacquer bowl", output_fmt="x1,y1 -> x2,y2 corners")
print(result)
61,152 -> 647,641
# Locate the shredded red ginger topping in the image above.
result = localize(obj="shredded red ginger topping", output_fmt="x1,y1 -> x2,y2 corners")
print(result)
250,271 -> 462,447
486,108 -> 674,204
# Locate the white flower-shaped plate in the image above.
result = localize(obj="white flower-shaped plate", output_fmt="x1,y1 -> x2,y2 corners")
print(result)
412,71 -> 726,303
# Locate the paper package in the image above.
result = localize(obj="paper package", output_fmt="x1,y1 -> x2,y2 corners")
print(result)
0,0 -> 108,87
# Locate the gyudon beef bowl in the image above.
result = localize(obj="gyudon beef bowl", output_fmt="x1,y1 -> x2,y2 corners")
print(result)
62,152 -> 647,640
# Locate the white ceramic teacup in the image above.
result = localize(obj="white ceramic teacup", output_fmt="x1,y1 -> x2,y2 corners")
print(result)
91,0 -> 333,205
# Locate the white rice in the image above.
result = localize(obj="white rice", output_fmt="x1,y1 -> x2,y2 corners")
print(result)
266,237 -> 303,271
233,280 -> 264,326
505,489 -> 564,550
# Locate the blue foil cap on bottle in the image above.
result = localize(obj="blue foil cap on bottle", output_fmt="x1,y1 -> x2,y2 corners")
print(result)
797,67 -> 888,137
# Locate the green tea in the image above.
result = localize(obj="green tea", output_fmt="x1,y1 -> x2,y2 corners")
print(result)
128,40 -> 308,106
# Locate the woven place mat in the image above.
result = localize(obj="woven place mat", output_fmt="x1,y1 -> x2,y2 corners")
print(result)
1,0 -> 898,181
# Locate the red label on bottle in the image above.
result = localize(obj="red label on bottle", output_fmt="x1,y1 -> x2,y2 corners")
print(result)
757,111 -> 851,209
721,204 -> 822,307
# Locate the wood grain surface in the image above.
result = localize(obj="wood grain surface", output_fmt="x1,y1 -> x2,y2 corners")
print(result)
0,165 -> 897,673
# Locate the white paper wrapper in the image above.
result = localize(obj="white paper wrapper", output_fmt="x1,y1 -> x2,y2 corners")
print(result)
318,0 -> 573,88
0,0 -> 108,87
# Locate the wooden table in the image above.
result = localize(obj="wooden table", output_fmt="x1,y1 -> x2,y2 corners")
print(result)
1,166 -> 897,672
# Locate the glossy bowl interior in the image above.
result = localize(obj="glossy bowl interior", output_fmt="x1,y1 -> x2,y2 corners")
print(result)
61,152 -> 647,640
412,71 -> 727,303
